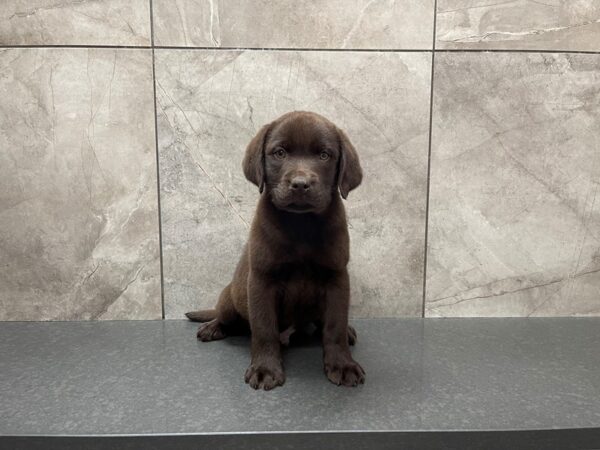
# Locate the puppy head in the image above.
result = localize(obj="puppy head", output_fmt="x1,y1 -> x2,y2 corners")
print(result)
242,111 -> 362,214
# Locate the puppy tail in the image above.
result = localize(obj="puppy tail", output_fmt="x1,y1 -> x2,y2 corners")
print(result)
185,309 -> 217,322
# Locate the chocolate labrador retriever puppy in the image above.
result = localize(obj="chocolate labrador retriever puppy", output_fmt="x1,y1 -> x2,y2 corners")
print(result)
186,111 -> 364,390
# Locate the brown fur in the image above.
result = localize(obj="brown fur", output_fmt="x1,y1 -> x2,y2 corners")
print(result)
187,111 -> 364,390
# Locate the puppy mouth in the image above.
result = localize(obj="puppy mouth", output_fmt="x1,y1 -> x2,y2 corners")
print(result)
282,202 -> 315,213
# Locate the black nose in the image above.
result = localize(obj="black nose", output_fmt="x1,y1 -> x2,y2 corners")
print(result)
290,176 -> 310,191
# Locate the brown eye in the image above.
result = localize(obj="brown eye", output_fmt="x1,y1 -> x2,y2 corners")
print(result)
319,151 -> 330,161
273,148 -> 286,159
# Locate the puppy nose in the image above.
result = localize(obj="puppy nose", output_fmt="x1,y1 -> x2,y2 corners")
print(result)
290,176 -> 310,191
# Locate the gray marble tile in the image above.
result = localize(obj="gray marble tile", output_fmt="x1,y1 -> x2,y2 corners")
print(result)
156,49 -> 431,318
153,0 -> 434,49
0,48 -> 161,320
436,0 -> 600,51
426,53 -> 600,317
0,0 -> 151,46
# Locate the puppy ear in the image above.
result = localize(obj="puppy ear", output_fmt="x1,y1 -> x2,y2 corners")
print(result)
242,123 -> 271,193
337,127 -> 363,199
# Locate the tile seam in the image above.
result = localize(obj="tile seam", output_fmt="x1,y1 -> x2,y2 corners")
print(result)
1,46 -> 597,55
149,0 -> 166,319
422,0 -> 438,318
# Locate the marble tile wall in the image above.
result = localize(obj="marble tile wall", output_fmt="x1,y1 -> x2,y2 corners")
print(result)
0,1 -> 598,319
156,50 -> 431,319
426,53 -> 600,317
0,48 -> 161,320
436,0 -> 600,51
152,0 -> 434,49
0,0 -> 151,46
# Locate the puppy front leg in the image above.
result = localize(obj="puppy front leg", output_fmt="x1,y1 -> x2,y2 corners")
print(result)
322,270 -> 365,387
244,271 -> 285,390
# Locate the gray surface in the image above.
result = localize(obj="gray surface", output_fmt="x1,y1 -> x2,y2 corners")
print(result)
4,429 -> 600,450
1,318 -> 600,438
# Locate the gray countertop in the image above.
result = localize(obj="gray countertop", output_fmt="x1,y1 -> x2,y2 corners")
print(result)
1,318 -> 599,449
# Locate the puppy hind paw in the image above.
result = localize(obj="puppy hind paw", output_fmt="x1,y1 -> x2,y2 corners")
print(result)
196,320 -> 227,342
279,325 -> 295,346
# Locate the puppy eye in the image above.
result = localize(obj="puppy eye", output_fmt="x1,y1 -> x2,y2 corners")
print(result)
319,151 -> 330,161
273,148 -> 286,159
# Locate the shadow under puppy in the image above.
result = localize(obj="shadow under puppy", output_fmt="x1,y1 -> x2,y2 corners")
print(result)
186,111 -> 364,390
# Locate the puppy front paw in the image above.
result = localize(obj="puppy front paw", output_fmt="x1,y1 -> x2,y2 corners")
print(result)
324,355 -> 365,387
244,361 -> 285,390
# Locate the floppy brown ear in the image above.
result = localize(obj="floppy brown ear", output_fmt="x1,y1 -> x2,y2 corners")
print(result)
337,127 -> 362,199
242,123 -> 271,193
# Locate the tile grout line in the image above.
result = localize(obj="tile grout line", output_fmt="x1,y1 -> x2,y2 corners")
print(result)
1,45 -> 599,54
0,44 -> 600,55
422,0 -> 438,318
147,47 -> 600,55
0,44 -> 152,49
154,46 -> 433,52
435,48 -> 600,54
149,0 -> 166,320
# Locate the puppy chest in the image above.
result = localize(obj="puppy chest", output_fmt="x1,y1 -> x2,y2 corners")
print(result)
275,263 -> 330,305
